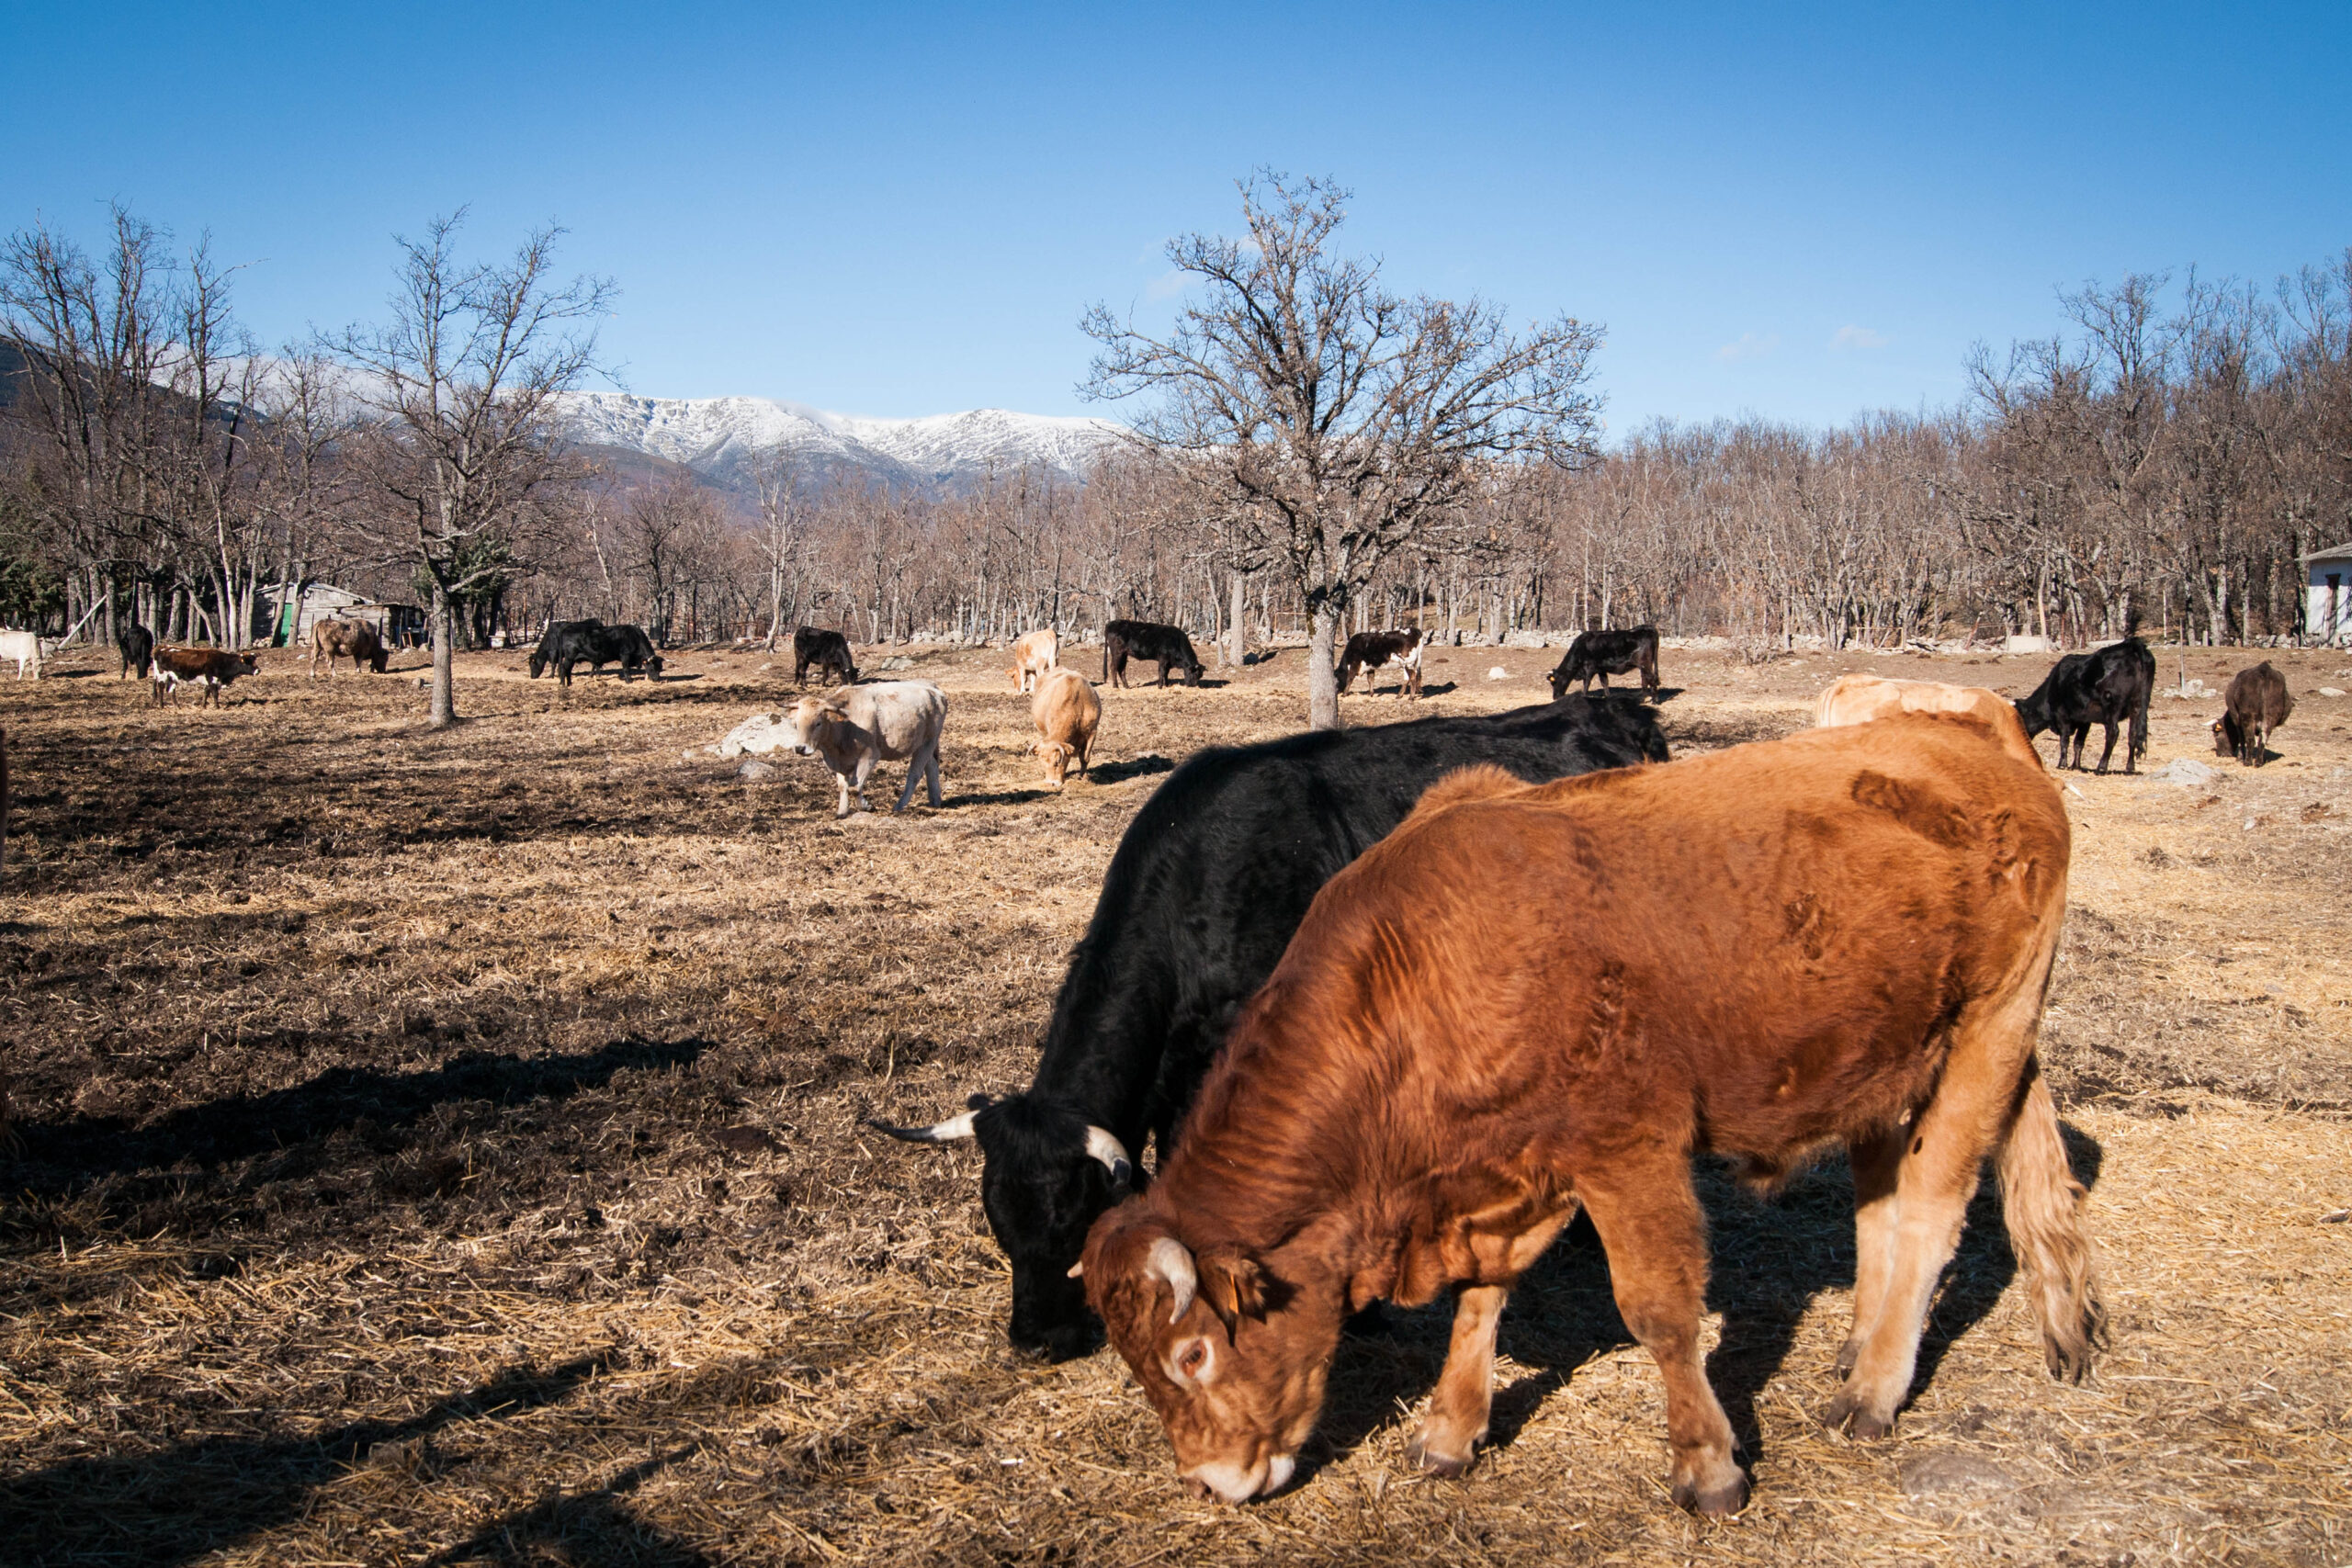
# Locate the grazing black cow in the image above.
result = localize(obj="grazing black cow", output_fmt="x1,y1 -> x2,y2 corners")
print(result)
2213,660 -> 2293,766
540,622 -> 665,688
1103,618 -> 1204,688
526,619 -> 603,679
874,700 -> 1670,1359
792,626 -> 859,688
1547,626 -> 1662,701
1336,628 -> 1426,698
2014,637 -> 2154,773
117,623 -> 153,680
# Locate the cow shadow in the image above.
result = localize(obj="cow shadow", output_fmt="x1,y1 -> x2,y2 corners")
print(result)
1085,755 -> 1177,785
942,788 -> 1058,808
0,1354 -> 615,1568
1297,1122 -> 2104,1486
1,1036 -> 710,1195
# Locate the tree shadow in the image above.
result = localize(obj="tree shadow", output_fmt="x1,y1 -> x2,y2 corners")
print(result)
419,1444 -> 714,1567
1296,1123 -> 2105,1485
2,1036 -> 710,1193
1086,755 -> 1177,785
0,1353 -> 611,1568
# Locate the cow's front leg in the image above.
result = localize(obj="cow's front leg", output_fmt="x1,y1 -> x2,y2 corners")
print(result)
1405,1284 -> 1508,1477
2094,720 -> 2120,774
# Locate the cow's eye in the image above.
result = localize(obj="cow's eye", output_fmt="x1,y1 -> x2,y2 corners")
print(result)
1176,1340 -> 1209,1380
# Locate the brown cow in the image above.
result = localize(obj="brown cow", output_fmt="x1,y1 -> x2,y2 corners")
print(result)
1007,628 -> 1060,694
1815,673 -> 2043,768
1030,667 -> 1101,788
1080,714 -> 2097,1514
153,647 -> 260,708
2211,661 -> 2293,766
308,618 -> 389,677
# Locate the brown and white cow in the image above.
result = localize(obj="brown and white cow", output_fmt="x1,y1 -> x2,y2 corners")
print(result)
1335,629 -> 1425,699
1030,667 -> 1101,788
1007,628 -> 1060,694
723,681 -> 948,818
0,630 -> 53,680
308,618 -> 389,677
1080,713 -> 2098,1515
152,647 -> 260,708
1815,673 -> 2042,768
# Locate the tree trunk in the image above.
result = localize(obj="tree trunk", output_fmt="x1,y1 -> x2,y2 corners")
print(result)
1307,601 -> 1340,730
1228,570 -> 1247,669
429,582 -> 458,728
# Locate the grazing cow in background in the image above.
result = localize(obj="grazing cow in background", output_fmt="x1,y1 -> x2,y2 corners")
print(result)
307,618 -> 389,677
539,623 -> 664,688
1103,619 -> 1204,689
875,701 -> 1669,1360
152,647 -> 260,707
2014,637 -> 2154,773
1815,673 -> 2042,767
1547,626 -> 1661,702
1336,629 -> 1426,698
1008,627 -> 1060,694
0,630 -> 53,680
2213,660 -> 2293,766
783,679 -> 947,818
1030,667 -> 1101,788
1081,715 -> 2096,1514
526,619 -> 602,678
117,623 -> 154,680
793,626 -> 859,688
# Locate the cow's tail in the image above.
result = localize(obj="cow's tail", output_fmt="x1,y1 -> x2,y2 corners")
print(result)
2129,680 -> 2150,766
1995,1066 -> 2104,1382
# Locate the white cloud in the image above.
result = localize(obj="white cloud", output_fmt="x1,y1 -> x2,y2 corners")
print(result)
1144,268 -> 1190,301
1831,324 -> 1890,351
1716,332 -> 1780,363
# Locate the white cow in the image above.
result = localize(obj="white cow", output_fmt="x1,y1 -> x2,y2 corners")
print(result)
0,630 -> 56,680
721,681 -> 949,818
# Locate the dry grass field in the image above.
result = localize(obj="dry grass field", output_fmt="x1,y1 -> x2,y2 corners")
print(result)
0,634 -> 2346,1566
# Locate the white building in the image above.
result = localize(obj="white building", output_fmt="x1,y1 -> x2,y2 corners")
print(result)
2304,543 -> 2352,647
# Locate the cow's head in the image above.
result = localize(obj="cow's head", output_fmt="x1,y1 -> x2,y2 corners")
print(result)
1035,739 -> 1078,788
1547,663 -> 1572,702
368,644 -> 390,673
645,652 -> 666,679
1081,1206 -> 1336,1501
787,695 -> 852,757
2012,686 -> 2052,739
871,1093 -> 1131,1359
2211,715 -> 2241,757
527,650 -> 548,678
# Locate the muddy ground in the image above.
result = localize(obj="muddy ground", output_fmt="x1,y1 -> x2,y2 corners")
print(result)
0,635 -> 2345,1566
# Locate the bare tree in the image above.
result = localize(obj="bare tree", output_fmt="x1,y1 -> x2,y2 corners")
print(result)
1082,173 -> 1604,727
327,212 -> 610,727
746,441 -> 804,649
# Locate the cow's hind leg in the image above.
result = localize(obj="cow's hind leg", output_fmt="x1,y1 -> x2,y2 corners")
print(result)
1836,1122 -> 1907,1377
1405,1284 -> 1508,1477
1577,1161 -> 1744,1516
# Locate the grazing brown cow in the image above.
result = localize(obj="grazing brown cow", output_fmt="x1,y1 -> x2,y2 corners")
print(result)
1030,667 -> 1101,788
152,647 -> 260,707
308,618 -> 389,677
2211,661 -> 2293,766
1815,673 -> 2042,767
1080,715 -> 2097,1514
1008,628 -> 1060,694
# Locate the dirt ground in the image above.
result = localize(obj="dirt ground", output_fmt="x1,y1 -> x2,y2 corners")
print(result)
0,633 -> 2346,1566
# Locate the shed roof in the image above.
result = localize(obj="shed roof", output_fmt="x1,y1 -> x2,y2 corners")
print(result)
2299,541 -> 2352,564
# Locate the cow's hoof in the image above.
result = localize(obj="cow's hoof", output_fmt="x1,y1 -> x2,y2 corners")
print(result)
1671,1472 -> 1747,1517
1831,1337 -> 1862,1377
1820,1388 -> 1893,1439
1404,1428 -> 1476,1478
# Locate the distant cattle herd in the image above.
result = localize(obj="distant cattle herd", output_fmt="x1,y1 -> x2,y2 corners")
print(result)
0,605 -> 2324,1517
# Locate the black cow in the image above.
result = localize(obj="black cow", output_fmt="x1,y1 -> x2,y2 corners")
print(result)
1102,618 -> 1204,688
2213,660 -> 2293,766
2014,637 -> 2154,773
792,626 -> 859,688
117,623 -> 153,680
874,700 -> 1671,1359
1547,625 -> 1662,701
1336,628 -> 1426,698
540,622 -> 665,688
526,619 -> 603,679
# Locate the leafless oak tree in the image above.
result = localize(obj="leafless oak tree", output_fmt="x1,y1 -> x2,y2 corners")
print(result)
1081,172 -> 1604,727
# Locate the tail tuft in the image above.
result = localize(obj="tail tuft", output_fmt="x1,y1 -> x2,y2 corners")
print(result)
1996,1066 -> 2105,1382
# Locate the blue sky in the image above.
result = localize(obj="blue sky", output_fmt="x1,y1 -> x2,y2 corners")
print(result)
4,3 -> 2347,434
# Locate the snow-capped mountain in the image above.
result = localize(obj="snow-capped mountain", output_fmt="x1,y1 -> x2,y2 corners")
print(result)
558,392 -> 1121,495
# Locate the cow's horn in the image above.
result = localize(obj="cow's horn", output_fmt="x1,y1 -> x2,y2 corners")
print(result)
1083,1124 -> 1133,1184
868,1111 -> 976,1144
1147,1236 -> 1197,1324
